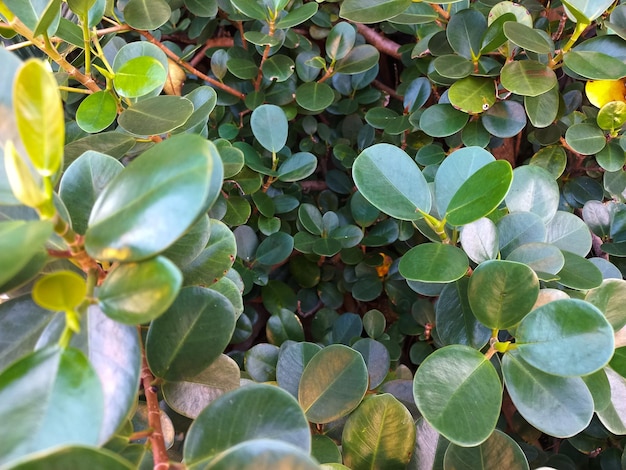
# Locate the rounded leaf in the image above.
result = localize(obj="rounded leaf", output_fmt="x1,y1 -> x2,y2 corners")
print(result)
113,56 -> 166,98
399,243 -> 469,283
33,271 -> 87,312
276,342 -> 322,398
503,351 -> 594,437
448,76 -> 496,114
444,429 -> 529,470
123,0 -> 171,30
500,60 -> 557,97
342,394 -> 415,470
85,135 -> 221,261
585,279 -> 626,330
75,91 -> 117,133
515,299 -> 615,376
296,82 -> 335,112
565,123 -> 606,155
5,446 -> 134,470
146,286 -> 236,380
468,260 -> 539,329
251,104 -> 288,153
413,345 -> 502,447
505,165 -> 559,223
299,344 -> 368,424
460,218 -> 499,264
0,220 -> 53,288
481,100 -> 527,138
184,384 -> 311,465
98,256 -> 182,324
353,143 -> 431,220
117,96 -> 194,135
419,104 -> 469,138
203,439 -> 319,470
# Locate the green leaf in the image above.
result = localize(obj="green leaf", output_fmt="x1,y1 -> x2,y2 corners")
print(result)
564,51 -> 626,80
582,368 -> 611,412
352,338 -> 390,389
413,345 -> 502,446
229,0 -> 268,20
5,446 -> 135,470
59,151 -> 124,235
481,12 -> 516,54
500,60 -> 557,97
468,260 -> 539,329
399,243 -> 469,283
524,85 -> 560,128
562,0 -> 613,22
596,367 -> 626,434
326,22 -> 356,61
505,165 -> 559,223
419,104 -> 469,138
250,104 -> 288,153
123,0 -> 171,30
545,211 -> 592,257
32,271 -> 86,312
339,0 -> 411,23
296,82 -> 335,112
443,429 -> 529,470
184,384 -> 311,466
14,59 -> 64,176
0,220 -> 53,288
85,134 -> 221,261
162,354 -> 240,419
276,342 -> 322,398
182,219 -> 237,285
275,2 -> 318,28
64,132 -> 136,164
436,278 -> 491,349
432,55 -> 473,80
0,347 -> 104,465
568,124 -> 608,158
117,96 -> 194,135
460,218 -> 499,264
503,22 -> 552,54
267,309 -> 305,346
113,56 -> 166,98
201,439 -> 319,470
598,104 -> 626,133
146,286 -> 236,381
342,394 -> 415,470
445,160 -> 513,226
585,279 -> 626,330
98,256 -> 182,324
557,251 -> 603,290
446,8 -> 486,60
481,100 -> 527,138
353,143 -> 431,220
334,45 -> 380,74
448,76 -> 496,114
516,299 -> 614,376
261,54 -> 294,82
75,91 -> 117,133
506,242 -> 565,277
245,343 -> 279,381
277,152 -> 317,182
255,232 -> 293,266
503,351 -> 594,438
299,344 -> 368,424
5,0 -> 61,36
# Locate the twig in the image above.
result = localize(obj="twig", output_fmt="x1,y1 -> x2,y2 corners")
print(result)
190,37 -> 235,67
355,24 -> 401,60
138,30 -> 245,100
372,79 -> 403,102
141,351 -> 170,470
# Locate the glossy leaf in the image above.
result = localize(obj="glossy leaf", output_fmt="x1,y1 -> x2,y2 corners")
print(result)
299,344 -> 368,423
251,104 -> 288,153
515,299 -> 614,376
419,104 -> 469,138
0,347 -> 104,465
445,160 -> 513,226
342,394 -> 415,470
75,91 -> 117,133
460,218 -> 499,264
339,0 -> 411,23
596,367 -> 626,435
545,211 -> 592,257
446,8 -> 486,60
500,60 -> 557,97
113,56 -> 166,98
353,143 -> 431,220
448,76 -> 496,114
32,271 -> 86,312
564,123 -> 606,155
117,96 -> 193,135
275,2 -> 318,28
59,151 -> 124,235
564,51 -> 626,80
334,45 -> 380,74
400,243 -> 468,283
506,242 -> 565,277
585,279 -> 626,330
184,384 -> 311,466
557,251 -> 603,290
98,256 -> 182,324
85,134 -> 221,261
277,152 -> 317,182
276,342 -> 322,398
123,0 -> 170,30
443,429 -> 529,470
0,220 -> 53,287
14,59 -> 63,177
146,286 -> 236,381
481,100 -> 527,138
503,22 -> 551,54
352,338 -> 390,389
163,354 -> 240,419
5,446 -> 134,470
413,345 -> 502,446
562,0 -> 614,22
503,351 -> 594,437
505,165 -> 559,223
524,85 -> 560,128
468,260 -> 539,329
296,82 -> 335,112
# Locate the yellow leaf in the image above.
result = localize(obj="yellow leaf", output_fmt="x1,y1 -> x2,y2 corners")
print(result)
13,59 -> 64,177
4,140 -> 49,208
32,271 -> 87,312
585,79 -> 626,108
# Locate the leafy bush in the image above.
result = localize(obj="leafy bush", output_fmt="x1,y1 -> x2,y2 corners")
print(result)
2,0 -> 626,468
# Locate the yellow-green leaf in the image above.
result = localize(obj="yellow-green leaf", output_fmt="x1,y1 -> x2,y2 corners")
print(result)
32,271 -> 87,311
4,140 -> 51,212
13,59 -> 64,177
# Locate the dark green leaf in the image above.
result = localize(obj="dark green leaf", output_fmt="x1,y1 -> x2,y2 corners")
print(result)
446,8 -> 486,60
399,243 -> 469,283
339,0 -> 411,23
117,96 -> 193,136
123,0 -> 171,30
419,104 -> 469,138
443,429 -> 529,470
500,60 -> 557,97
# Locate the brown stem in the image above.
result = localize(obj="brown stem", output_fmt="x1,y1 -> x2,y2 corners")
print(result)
355,24 -> 401,60
141,351 -> 170,469
372,79 -> 403,102
190,37 -> 235,67
96,24 -> 132,36
138,30 -> 245,100
429,3 -> 450,20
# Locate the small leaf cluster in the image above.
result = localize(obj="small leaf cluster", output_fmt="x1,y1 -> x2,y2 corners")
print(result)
3,0 -> 626,469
